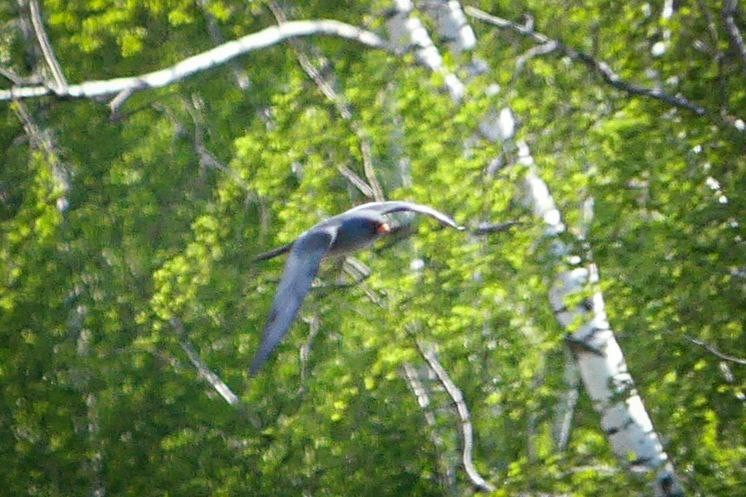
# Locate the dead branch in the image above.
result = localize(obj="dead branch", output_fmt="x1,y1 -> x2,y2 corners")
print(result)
170,318 -> 240,405
0,66 -> 34,85
12,100 -> 70,212
416,342 -> 495,493
26,0 -> 67,91
685,335 -> 746,365
402,362 -> 456,489
337,163 -> 376,198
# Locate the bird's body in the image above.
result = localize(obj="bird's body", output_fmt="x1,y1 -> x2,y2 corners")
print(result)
249,201 -> 463,375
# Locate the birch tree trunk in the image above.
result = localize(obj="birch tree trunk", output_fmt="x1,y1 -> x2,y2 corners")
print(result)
416,1 -> 683,495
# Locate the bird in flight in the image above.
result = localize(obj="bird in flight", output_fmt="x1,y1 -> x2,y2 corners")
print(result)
249,201 -> 464,375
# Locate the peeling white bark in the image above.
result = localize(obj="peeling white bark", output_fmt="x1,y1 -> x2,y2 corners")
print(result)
0,20 -> 386,101
386,0 -> 464,100
419,0 -> 476,53
512,108 -> 682,496
549,265 -> 667,469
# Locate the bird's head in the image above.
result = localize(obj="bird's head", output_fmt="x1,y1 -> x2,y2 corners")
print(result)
331,211 -> 392,254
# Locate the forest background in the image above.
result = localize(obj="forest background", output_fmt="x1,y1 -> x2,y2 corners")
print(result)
1,1 -> 744,496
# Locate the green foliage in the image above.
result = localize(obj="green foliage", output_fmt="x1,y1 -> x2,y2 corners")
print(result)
1,1 -> 744,496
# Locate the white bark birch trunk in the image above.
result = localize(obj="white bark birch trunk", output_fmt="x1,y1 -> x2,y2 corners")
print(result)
420,2 -> 683,495
386,0 -> 464,100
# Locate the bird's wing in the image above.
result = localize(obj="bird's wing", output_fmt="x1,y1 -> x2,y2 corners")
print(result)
348,201 -> 464,230
249,228 -> 336,375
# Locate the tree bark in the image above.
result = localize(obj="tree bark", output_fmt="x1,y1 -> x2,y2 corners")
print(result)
423,2 -> 684,495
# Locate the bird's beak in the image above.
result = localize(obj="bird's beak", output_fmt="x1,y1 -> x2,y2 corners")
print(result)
376,222 -> 392,234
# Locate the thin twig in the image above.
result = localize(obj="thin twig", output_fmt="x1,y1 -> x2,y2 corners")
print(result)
723,0 -> 746,74
310,256 -> 372,293
416,341 -> 495,493
386,0 -> 465,100
359,136 -> 385,202
465,6 -> 745,130
695,0 -> 730,114
27,0 -> 67,91
337,164 -> 376,198
184,94 -> 253,192
269,3 -> 386,201
12,100 -> 70,212
170,318 -> 240,405
1,20 -> 389,102
312,257 -> 382,305
0,66 -> 29,84
197,0 -> 251,90
298,316 -> 321,393
685,335 -> 746,365
402,362 -> 456,489
471,220 -> 522,235
515,40 -> 558,72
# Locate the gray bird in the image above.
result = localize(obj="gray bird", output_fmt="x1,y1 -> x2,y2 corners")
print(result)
249,201 -> 463,375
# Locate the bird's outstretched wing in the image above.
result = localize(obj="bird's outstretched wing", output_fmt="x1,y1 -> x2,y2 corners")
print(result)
349,201 -> 464,230
249,228 -> 335,375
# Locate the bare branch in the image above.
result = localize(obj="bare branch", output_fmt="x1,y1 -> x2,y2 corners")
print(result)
183,94 -> 253,192
465,6 -> 745,130
419,0 -> 477,54
311,257 -> 382,306
0,66 -> 32,85
359,136 -> 385,202
12,100 -> 70,212
402,362 -> 456,489
108,88 -> 134,115
403,363 -> 435,419
0,20 -> 389,102
342,256 -> 371,280
170,318 -> 240,405
515,40 -> 558,72
26,0 -> 67,91
685,335 -> 746,365
723,0 -> 746,73
416,342 -> 495,493
269,3 -> 385,202
337,164 -> 376,198
471,220 -> 522,235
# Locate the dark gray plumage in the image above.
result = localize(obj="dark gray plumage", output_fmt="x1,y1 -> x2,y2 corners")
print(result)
249,201 -> 463,375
